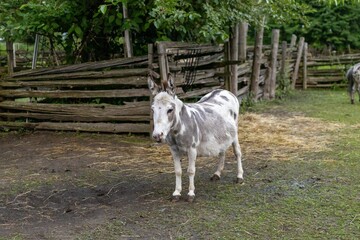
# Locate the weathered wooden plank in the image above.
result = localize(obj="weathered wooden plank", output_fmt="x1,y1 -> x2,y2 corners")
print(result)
5,68 -> 149,81
0,76 -> 149,88
0,89 -> 150,98
0,101 -> 150,115
0,112 -> 149,122
0,121 -> 150,133
307,76 -> 345,82
11,56 -> 149,78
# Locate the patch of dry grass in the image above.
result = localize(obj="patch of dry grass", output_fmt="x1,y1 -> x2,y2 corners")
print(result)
239,112 -> 343,161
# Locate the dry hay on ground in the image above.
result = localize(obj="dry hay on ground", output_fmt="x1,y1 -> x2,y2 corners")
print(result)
238,112 -> 342,161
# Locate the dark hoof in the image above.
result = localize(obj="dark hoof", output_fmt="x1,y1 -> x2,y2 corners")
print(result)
235,178 -> 244,184
210,174 -> 221,181
187,195 -> 195,203
351,100 -> 355,104
171,195 -> 180,202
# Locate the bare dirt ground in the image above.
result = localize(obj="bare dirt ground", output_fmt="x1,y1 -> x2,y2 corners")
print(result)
0,110 -> 339,239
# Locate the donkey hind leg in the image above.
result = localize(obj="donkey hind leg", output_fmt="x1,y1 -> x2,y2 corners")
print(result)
351,84 -> 355,104
232,140 -> 244,184
211,151 -> 225,181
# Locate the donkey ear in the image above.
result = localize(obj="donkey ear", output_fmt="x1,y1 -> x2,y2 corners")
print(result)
165,73 -> 176,96
148,75 -> 161,96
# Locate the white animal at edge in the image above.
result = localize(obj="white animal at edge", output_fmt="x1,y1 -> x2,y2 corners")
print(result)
148,74 -> 244,202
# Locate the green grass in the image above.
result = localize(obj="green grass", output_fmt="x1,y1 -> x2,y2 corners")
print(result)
75,89 -> 360,239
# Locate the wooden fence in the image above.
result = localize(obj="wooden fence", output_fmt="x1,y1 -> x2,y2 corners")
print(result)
298,53 -> 360,88
0,31 -> 305,134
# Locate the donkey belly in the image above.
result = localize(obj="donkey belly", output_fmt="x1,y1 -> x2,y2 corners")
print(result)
196,138 -> 233,157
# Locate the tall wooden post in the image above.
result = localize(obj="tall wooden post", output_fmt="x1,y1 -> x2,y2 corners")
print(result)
123,2 -> 133,58
224,42 -> 230,91
157,42 -> 169,88
32,34 -> 40,69
269,29 -> 280,99
148,44 -> 154,137
238,22 -> 248,63
280,41 -> 287,76
230,24 -> 239,95
291,37 -> 305,89
250,18 -> 265,100
303,42 -> 308,89
6,41 -> 14,76
290,35 -> 297,50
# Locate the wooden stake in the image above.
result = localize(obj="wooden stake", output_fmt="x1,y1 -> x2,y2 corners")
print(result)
250,18 -> 265,100
303,42 -> 308,90
291,37 -> 305,89
269,29 -> 280,99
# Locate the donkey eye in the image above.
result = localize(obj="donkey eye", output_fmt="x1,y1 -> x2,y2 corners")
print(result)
167,109 -> 173,114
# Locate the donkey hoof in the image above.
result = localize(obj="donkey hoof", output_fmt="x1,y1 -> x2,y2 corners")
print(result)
210,174 -> 221,181
187,195 -> 195,203
235,178 -> 244,184
351,100 -> 355,104
171,195 -> 181,202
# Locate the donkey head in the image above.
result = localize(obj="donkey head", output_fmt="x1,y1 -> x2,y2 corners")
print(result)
148,73 -> 177,142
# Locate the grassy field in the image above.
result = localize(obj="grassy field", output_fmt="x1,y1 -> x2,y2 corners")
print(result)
1,89 -> 359,239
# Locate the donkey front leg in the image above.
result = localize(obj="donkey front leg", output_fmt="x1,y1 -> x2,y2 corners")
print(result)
187,148 -> 197,202
171,150 -> 182,202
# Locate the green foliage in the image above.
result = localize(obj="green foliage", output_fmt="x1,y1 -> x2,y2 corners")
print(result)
269,0 -> 360,53
1,0 -> 359,62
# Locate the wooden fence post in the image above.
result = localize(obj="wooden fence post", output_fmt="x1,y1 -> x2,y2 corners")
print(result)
224,41 -> 230,91
291,37 -> 305,89
123,2 -> 133,58
303,42 -> 308,89
290,34 -> 297,51
269,29 -> 280,99
280,41 -> 287,76
238,22 -> 248,63
32,34 -> 40,69
148,44 -> 154,137
6,41 -> 14,76
250,18 -> 265,100
157,42 -> 169,88
230,24 -> 239,95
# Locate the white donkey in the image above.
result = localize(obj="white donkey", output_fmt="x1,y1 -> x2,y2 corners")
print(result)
346,63 -> 360,104
148,74 -> 244,202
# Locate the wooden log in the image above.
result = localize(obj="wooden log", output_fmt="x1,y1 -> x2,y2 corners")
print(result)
280,41 -> 287,76
157,42 -> 169,87
0,101 -> 150,115
0,121 -> 150,133
238,22 -> 248,62
0,76 -> 148,88
230,24 -> 239,95
122,2 -> 133,58
303,42 -> 308,89
11,56 -> 149,78
307,76 -> 345,82
6,68 -> 149,81
291,37 -> 305,89
0,112 -> 149,122
224,42 -> 230,91
6,41 -> 14,76
250,17 -> 265,100
0,88 -> 150,98
269,29 -> 280,99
